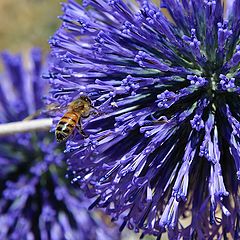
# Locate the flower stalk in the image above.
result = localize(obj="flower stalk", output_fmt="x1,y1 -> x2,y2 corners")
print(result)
0,118 -> 52,136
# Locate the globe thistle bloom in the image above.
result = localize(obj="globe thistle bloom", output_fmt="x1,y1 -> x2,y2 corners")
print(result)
48,0 -> 240,239
0,49 -> 119,240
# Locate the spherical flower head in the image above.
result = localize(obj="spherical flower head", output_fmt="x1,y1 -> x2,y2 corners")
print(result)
0,49 -> 119,240
48,0 -> 240,239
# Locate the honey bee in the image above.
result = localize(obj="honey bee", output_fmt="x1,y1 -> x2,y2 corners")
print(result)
55,95 -> 95,142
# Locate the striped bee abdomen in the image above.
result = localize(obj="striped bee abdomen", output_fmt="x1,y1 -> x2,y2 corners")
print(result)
55,112 -> 80,142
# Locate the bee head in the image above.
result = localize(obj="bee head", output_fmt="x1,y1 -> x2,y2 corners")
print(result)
80,95 -> 91,104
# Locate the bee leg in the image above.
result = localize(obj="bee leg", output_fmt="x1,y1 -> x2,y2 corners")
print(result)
90,105 -> 103,117
76,125 -> 89,138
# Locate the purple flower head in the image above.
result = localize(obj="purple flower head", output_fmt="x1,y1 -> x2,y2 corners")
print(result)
0,49 -> 119,240
48,0 -> 240,239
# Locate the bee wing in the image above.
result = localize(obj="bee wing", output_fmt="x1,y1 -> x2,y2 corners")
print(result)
45,103 -> 68,116
23,109 -> 43,121
23,103 -> 68,121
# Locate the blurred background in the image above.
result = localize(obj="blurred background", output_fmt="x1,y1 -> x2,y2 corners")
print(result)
0,0 -> 63,53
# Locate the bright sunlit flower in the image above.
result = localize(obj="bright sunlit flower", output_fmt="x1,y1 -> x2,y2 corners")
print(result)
48,0 -> 240,239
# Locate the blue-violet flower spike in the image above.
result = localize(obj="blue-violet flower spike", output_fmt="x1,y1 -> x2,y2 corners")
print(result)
48,0 -> 240,239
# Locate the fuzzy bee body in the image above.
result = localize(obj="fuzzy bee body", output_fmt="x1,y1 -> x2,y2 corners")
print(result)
55,96 -> 92,142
